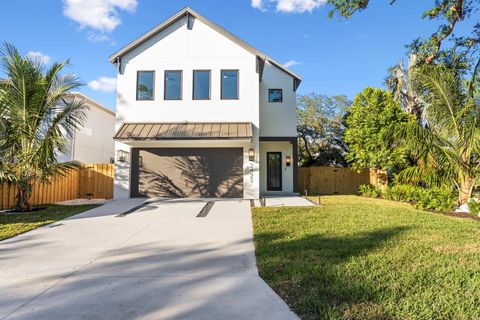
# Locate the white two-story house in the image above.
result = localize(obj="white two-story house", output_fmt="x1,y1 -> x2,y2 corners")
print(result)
112,7 -> 301,199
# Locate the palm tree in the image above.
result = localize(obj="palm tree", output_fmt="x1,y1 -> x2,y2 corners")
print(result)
395,60 -> 480,205
385,54 -> 423,122
0,43 -> 86,211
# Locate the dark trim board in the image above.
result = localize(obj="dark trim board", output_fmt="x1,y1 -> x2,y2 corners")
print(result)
259,137 -> 296,142
259,136 -> 298,193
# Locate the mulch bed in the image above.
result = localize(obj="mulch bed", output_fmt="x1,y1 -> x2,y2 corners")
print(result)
435,210 -> 480,221
1,207 -> 47,215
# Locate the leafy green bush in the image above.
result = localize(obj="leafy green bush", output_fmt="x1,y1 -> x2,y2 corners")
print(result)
359,184 -> 457,211
358,184 -> 382,198
412,187 -> 457,212
383,184 -> 422,202
467,199 -> 480,215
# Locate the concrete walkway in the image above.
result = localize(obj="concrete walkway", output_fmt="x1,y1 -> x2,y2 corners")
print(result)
0,199 -> 298,320
259,196 -> 316,207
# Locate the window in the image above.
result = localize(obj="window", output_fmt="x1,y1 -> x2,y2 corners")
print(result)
221,70 -> 239,100
164,70 -> 182,100
136,71 -> 154,100
268,89 -> 283,103
193,70 -> 210,100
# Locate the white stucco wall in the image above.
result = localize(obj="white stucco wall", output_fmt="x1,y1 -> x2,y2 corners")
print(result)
57,95 -> 115,164
259,141 -> 294,194
259,61 -> 297,137
114,16 -> 261,199
115,17 -> 259,126
74,104 -> 115,164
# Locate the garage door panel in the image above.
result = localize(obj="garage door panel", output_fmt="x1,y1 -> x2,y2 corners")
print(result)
131,148 -> 243,198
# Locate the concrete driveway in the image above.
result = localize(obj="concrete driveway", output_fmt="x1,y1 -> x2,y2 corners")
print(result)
0,199 -> 298,320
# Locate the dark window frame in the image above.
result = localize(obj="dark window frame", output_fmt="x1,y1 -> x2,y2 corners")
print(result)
136,70 -> 155,101
220,69 -> 239,100
164,70 -> 183,101
268,88 -> 283,103
193,70 -> 211,100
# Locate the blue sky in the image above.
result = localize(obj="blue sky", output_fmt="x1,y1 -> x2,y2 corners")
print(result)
0,0 -> 473,110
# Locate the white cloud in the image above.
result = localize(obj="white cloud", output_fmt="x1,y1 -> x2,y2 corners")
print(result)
27,51 -> 51,64
63,0 -> 137,32
87,33 -> 112,43
88,77 -> 117,92
251,0 -> 265,10
283,60 -> 301,68
252,0 -> 327,13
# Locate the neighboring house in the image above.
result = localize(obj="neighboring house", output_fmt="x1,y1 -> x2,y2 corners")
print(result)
111,7 -> 301,199
57,92 -> 115,164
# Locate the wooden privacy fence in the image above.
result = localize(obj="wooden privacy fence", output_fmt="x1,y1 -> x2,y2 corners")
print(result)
298,166 -> 387,195
0,164 -> 114,210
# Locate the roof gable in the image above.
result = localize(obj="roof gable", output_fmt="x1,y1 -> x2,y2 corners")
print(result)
109,7 -> 301,83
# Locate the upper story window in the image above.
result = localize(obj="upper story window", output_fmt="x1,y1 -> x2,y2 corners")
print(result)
193,70 -> 211,100
164,70 -> 182,100
268,89 -> 283,103
221,70 -> 239,100
136,71 -> 154,100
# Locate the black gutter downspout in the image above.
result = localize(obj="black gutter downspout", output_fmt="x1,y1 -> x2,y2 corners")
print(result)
115,57 -> 122,74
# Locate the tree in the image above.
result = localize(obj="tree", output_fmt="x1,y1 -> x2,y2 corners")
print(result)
0,43 -> 86,211
327,0 -> 480,64
297,94 -> 350,167
395,60 -> 480,204
385,54 -> 423,121
344,87 -> 415,171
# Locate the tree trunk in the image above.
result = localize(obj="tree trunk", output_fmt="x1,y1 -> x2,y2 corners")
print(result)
300,134 -> 315,164
16,182 -> 33,212
459,175 -> 475,205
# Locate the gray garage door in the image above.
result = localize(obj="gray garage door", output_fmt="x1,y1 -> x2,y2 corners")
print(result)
131,148 -> 244,198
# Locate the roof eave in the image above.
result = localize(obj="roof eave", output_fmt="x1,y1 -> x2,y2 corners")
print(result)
108,6 -> 190,63
108,7 -> 302,82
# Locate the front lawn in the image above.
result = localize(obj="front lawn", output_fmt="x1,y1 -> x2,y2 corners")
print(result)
252,195 -> 480,320
0,204 -> 99,241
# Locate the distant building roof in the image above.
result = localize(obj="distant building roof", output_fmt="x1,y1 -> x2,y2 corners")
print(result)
66,92 -> 115,116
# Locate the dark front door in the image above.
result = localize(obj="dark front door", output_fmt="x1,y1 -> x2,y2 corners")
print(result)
267,152 -> 282,191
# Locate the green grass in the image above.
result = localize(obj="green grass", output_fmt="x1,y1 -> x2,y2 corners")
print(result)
252,195 -> 480,320
0,204 -> 99,241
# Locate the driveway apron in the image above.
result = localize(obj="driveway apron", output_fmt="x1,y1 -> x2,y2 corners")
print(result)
0,199 -> 298,320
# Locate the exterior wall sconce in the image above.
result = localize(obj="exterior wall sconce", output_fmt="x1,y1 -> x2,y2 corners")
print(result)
138,156 -> 143,167
117,150 -> 128,163
248,148 -> 255,161
286,156 -> 292,166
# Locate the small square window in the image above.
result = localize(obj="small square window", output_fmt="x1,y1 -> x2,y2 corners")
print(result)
136,71 -> 154,100
268,89 -> 283,103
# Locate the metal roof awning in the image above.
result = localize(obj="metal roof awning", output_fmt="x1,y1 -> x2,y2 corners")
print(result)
114,122 -> 253,141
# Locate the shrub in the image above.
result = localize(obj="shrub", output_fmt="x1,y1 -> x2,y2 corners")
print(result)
359,184 -> 457,212
358,184 -> 382,198
383,184 -> 422,202
467,199 -> 480,215
413,187 -> 457,212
